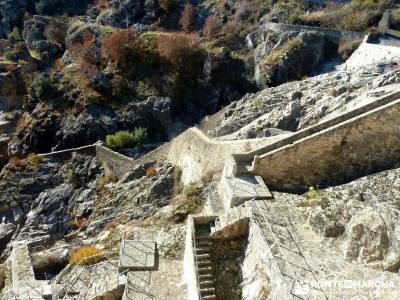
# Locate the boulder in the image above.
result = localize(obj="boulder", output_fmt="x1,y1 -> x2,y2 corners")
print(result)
343,207 -> 389,263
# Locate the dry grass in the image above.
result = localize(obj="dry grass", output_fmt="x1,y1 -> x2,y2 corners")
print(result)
261,38 -> 304,66
69,246 -> 104,266
70,218 -> 89,230
145,166 -> 157,177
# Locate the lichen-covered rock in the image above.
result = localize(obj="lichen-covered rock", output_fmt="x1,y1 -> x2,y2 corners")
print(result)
343,207 -> 389,263
96,0 -> 145,28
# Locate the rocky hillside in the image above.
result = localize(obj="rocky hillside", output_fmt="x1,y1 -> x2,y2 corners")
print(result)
0,1 -> 400,300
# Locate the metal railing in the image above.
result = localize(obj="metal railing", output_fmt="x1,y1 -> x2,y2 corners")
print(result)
191,222 -> 202,300
224,167 -> 263,199
251,200 -> 327,300
213,201 -> 249,232
120,239 -> 153,268
58,249 -> 155,300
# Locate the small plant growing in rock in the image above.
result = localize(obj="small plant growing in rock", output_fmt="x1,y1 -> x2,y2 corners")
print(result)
173,167 -> 183,195
70,246 -> 104,266
146,166 -> 157,177
8,27 -> 22,42
29,73 -> 56,101
66,168 -> 79,188
27,154 -> 42,167
180,3 -> 196,32
70,218 -> 89,230
159,0 -> 178,13
4,157 -> 28,172
97,173 -> 118,189
300,186 -> 321,207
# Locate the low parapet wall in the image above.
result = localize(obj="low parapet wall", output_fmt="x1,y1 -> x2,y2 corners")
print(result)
263,22 -> 365,41
167,127 -> 281,184
38,144 -> 96,160
253,98 -> 400,192
95,143 -> 170,179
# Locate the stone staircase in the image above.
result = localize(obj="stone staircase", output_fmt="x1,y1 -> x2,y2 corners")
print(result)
193,223 -> 217,300
211,202 -> 251,238
218,165 -> 272,209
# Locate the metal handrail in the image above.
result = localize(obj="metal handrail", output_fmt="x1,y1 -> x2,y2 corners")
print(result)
224,167 -> 261,199
251,200 -> 328,299
191,222 -> 202,300
213,201 -> 249,232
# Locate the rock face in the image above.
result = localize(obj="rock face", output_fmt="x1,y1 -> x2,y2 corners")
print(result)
0,153 -> 103,259
0,66 -> 25,111
304,167 -> 400,271
255,31 -> 327,88
0,0 -> 29,38
210,65 -> 400,140
97,0 -> 145,28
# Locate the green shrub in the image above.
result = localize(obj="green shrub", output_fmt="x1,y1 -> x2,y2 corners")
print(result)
66,168 -> 79,188
132,127 -> 147,146
29,73 -> 56,101
106,128 -> 148,150
8,27 -> 22,42
106,130 -> 135,150
3,50 -> 18,62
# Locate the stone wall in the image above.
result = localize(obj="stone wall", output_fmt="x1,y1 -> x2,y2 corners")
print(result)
167,128 -> 277,184
38,144 -> 96,160
233,89 -> 400,169
254,98 -> 400,192
95,143 -> 170,179
262,22 -> 365,42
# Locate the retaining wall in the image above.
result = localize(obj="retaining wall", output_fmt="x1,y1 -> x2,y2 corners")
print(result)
232,89 -> 400,167
254,98 -> 400,192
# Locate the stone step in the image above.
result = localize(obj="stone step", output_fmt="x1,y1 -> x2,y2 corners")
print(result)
199,273 -> 214,280
235,163 -> 254,175
196,253 -> 211,259
198,266 -> 213,274
197,260 -> 212,266
200,287 -> 216,295
199,280 -> 214,287
195,247 -> 210,253
202,295 -> 216,300
196,235 -> 212,240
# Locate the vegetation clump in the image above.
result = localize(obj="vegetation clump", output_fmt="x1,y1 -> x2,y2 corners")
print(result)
70,246 -> 104,265
261,38 -> 305,66
106,128 -> 148,150
29,73 -> 57,101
